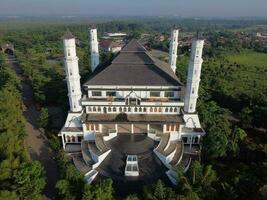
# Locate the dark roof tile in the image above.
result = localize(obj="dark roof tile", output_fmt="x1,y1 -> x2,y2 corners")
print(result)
63,31 -> 75,39
84,39 -> 181,87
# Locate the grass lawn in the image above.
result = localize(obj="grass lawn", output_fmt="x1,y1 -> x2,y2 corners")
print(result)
225,49 -> 267,68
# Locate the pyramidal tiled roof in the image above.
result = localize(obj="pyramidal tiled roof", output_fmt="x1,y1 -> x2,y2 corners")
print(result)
63,31 -> 75,39
84,39 -> 181,87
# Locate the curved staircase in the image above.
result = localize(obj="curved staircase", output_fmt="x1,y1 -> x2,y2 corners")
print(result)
153,133 -> 196,185
71,133 -> 112,184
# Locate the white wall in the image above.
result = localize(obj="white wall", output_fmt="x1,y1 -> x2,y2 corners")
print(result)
184,39 -> 204,113
63,37 -> 82,112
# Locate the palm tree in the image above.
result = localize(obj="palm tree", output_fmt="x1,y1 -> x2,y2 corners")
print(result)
176,161 -> 217,199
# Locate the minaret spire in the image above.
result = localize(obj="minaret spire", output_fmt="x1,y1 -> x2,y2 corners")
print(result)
63,31 -> 82,112
184,35 -> 204,114
169,28 -> 179,73
89,27 -> 99,72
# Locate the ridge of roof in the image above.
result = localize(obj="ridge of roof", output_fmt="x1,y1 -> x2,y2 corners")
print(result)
120,39 -> 146,52
83,39 -> 181,87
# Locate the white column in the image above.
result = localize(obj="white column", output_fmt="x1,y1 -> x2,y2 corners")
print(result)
90,28 -> 99,72
115,124 -> 118,132
63,32 -> 82,112
169,29 -> 179,73
184,38 -> 204,113
131,124 -> 134,134
147,124 -> 150,133
61,133 -> 66,149
163,124 -> 166,133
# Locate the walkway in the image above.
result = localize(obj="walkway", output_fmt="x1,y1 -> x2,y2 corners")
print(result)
7,55 -> 58,200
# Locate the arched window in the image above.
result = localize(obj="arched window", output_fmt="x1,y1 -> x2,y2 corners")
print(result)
158,107 -> 162,112
66,135 -> 71,142
170,107 -> 173,112
165,107 -> 168,112
108,107 -> 111,112
150,107 -> 153,112
124,107 -> 127,112
71,136 -> 76,142
166,124 -> 170,132
134,107 -> 138,112
174,107 -> 178,112
113,107 -> 116,112
119,107 -> 123,112
97,107 -> 101,112
139,107 -> 142,112
88,107 -> 91,112
154,107 -> 157,112
93,107 -> 96,112
143,107 -> 147,112
128,107 -> 131,112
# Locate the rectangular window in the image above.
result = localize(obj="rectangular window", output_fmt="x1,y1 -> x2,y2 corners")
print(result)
164,91 -> 174,98
166,124 -> 177,132
150,91 -> 160,97
106,91 -> 116,97
92,91 -> 102,97
166,124 -> 170,131
95,124 -> 99,131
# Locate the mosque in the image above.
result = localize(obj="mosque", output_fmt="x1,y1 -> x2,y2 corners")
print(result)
59,28 -> 205,184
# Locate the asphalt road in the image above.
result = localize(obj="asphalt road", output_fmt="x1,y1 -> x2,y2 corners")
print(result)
7,54 -> 58,200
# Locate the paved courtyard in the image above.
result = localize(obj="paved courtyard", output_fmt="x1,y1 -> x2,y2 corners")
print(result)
98,133 -> 168,182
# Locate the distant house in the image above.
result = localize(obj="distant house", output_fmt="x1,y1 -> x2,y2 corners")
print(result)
102,32 -> 128,40
99,39 -> 125,53
105,32 -> 127,38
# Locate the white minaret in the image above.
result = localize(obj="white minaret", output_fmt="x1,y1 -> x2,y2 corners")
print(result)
169,29 -> 179,73
184,37 -> 204,114
90,28 -> 99,72
63,31 -> 82,112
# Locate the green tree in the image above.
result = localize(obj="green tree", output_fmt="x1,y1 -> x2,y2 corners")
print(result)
229,127 -> 247,156
199,101 -> 231,159
143,179 -> 176,200
56,165 -> 85,200
125,194 -> 140,200
82,179 -> 114,200
239,107 -> 253,129
0,190 -> 19,200
15,161 -> 46,200
177,161 -> 217,200
37,107 -> 49,128
129,31 -> 141,39
56,179 -> 76,200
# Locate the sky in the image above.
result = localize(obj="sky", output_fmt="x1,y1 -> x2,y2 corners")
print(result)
0,0 -> 267,18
